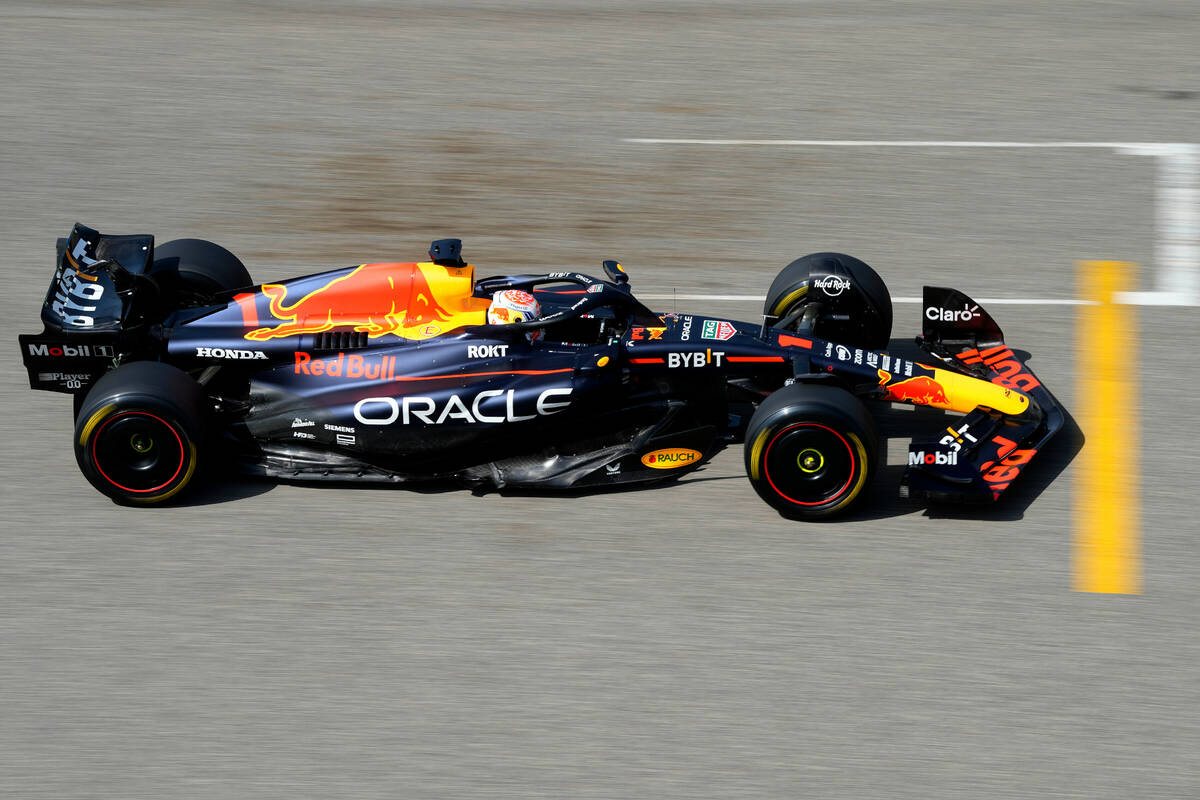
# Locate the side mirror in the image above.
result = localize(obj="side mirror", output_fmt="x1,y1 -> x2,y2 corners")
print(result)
602,259 -> 629,288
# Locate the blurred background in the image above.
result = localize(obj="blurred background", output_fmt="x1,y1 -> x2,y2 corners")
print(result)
2,2 -> 1198,798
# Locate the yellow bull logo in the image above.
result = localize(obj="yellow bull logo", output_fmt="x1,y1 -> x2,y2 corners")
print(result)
245,262 -> 476,341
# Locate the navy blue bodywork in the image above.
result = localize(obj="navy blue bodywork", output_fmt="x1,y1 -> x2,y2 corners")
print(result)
19,226 -> 1066,503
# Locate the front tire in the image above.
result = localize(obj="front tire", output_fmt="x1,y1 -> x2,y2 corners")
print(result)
744,384 -> 878,519
74,362 -> 207,505
764,252 -> 892,350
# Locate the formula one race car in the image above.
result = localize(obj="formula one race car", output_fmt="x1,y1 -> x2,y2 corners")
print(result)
19,223 -> 1065,518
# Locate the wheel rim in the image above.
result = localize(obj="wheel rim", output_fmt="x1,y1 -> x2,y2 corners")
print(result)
92,411 -> 186,494
763,422 -> 856,506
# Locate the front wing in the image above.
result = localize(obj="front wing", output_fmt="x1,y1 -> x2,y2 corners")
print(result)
902,344 -> 1066,504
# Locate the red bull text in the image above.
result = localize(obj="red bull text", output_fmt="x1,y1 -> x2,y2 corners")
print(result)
294,352 -> 397,380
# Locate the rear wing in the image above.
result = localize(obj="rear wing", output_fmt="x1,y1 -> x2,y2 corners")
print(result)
42,223 -> 154,332
903,286 -> 1067,504
19,223 -> 152,393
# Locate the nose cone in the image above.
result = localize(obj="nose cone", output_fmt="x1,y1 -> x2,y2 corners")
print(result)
931,368 -> 1030,415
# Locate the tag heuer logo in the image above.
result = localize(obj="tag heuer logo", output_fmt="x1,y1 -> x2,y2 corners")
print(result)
700,320 -> 736,341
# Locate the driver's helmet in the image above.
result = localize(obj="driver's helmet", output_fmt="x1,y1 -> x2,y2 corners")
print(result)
488,289 -> 543,340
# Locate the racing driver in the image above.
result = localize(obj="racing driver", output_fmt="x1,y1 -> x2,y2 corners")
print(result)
488,289 -> 544,340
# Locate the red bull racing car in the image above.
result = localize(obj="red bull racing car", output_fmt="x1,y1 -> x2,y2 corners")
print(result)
18,223 -> 1065,518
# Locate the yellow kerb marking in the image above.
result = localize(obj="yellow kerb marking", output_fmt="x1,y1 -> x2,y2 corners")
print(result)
1073,260 -> 1141,594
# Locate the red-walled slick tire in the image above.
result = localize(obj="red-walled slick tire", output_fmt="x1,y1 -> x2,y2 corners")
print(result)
73,362 -> 207,505
744,384 -> 878,519
764,252 -> 893,350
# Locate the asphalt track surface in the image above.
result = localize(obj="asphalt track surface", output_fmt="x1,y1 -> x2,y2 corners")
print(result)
3,2 -> 1199,798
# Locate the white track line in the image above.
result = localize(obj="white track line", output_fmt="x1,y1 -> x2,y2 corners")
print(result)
638,293 -> 1093,305
626,139 -> 1165,148
623,139 -> 1199,306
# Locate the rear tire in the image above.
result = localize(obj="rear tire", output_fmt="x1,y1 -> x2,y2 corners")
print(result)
764,252 -> 892,350
150,238 -> 252,305
74,362 -> 207,505
744,384 -> 877,519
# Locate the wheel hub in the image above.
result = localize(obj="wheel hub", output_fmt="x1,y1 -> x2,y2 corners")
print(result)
797,448 -> 824,473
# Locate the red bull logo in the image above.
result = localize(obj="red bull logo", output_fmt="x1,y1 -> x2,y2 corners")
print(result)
245,262 -> 461,342
630,326 -> 666,341
878,369 -> 950,407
